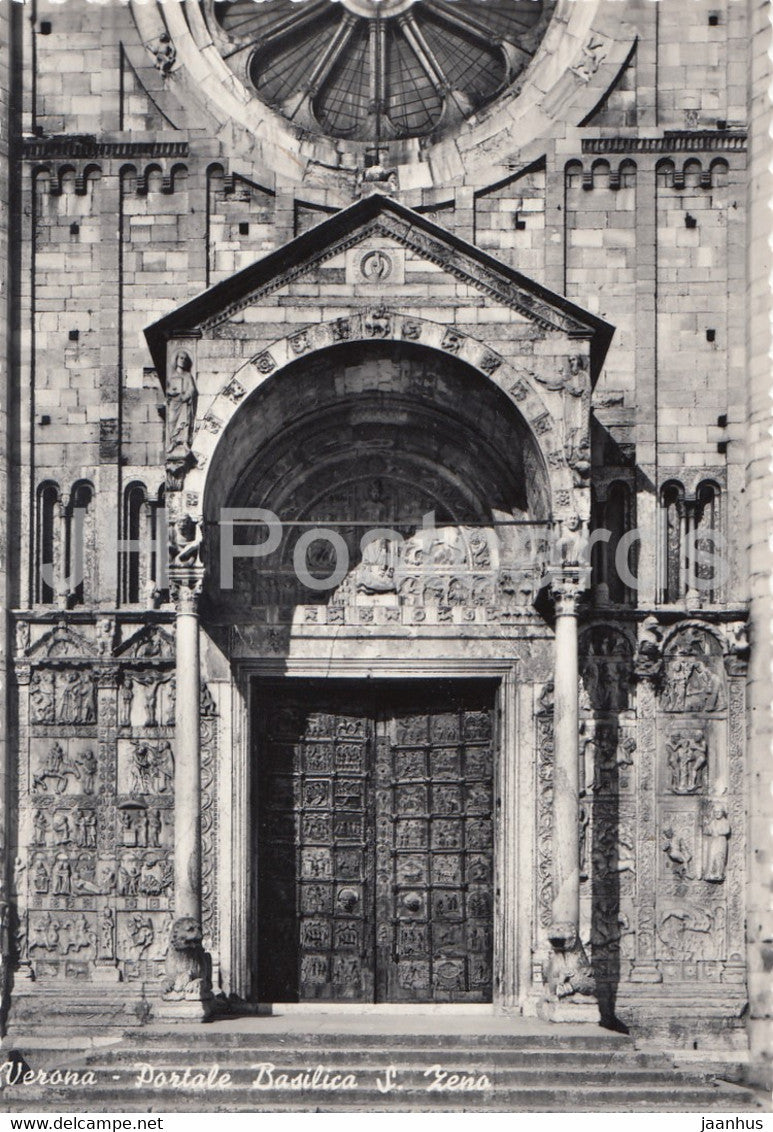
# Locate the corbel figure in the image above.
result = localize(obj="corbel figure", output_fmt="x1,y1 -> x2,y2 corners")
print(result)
635,614 -> 664,681
724,620 -> 750,676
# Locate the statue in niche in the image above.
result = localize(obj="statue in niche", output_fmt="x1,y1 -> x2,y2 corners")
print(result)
165,350 -> 197,489
29,670 -> 55,723
703,805 -> 731,882
666,729 -> 708,794
97,619 -> 114,657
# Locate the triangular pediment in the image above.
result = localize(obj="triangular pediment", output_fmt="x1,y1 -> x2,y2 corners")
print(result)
115,625 -> 175,661
27,622 -> 97,660
145,195 -> 613,381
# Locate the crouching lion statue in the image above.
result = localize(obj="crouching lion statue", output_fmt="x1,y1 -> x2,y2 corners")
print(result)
163,916 -> 210,1000
543,921 -> 596,1000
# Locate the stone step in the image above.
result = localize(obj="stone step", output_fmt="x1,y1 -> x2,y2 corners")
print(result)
0,1082 -> 761,1114
119,1029 -> 631,1051
83,1046 -> 674,1069
4,1064 -> 723,1089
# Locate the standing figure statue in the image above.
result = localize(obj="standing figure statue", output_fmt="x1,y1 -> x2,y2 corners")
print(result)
165,350 -> 197,488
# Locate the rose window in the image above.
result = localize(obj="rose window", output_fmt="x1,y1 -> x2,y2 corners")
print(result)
211,0 -> 556,141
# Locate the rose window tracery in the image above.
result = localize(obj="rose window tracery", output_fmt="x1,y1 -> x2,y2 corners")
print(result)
210,0 -> 556,141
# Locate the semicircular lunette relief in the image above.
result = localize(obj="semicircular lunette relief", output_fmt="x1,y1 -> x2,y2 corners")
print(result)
210,0 -> 557,142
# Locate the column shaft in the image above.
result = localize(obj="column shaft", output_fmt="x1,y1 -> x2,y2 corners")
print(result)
174,592 -> 201,923
552,601 -> 580,928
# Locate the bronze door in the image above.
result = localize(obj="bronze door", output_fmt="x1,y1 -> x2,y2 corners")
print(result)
254,682 -> 495,1003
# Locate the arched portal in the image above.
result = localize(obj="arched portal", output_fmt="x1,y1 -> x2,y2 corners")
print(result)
197,341 -> 559,1007
203,341 -> 553,621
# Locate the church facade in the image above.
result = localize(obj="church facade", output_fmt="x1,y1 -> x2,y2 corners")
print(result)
0,0 -> 770,1073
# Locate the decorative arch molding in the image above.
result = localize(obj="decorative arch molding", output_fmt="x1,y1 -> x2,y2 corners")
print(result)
180,311 -> 586,526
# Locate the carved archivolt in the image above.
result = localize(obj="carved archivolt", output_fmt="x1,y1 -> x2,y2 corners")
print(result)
183,313 -> 588,530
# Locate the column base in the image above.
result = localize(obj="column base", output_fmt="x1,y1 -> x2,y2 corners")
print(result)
156,994 -> 214,1023
629,960 -> 663,984
537,993 -> 600,1023
92,963 -> 121,984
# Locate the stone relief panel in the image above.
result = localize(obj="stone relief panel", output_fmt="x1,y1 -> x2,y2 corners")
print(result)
578,625 -> 637,991
13,617 -> 220,986
651,624 -> 742,983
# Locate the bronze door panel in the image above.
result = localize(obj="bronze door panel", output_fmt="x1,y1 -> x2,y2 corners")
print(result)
254,682 -> 495,1004
377,695 -> 495,1003
255,692 -> 375,1003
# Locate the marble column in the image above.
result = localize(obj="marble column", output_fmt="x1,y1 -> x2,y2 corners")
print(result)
541,570 -> 597,1018
173,572 -> 202,925
551,573 -> 582,929
163,565 -> 211,1016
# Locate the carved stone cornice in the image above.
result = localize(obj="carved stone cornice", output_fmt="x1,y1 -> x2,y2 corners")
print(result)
581,132 -> 746,155
23,137 -> 189,160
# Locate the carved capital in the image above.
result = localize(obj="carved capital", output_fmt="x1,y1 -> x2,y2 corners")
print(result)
549,570 -> 586,616
96,664 -> 120,689
169,567 -> 204,615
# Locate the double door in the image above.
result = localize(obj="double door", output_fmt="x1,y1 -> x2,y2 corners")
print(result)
254,680 -> 495,1003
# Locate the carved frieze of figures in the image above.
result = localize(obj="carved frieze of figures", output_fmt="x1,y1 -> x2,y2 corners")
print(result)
579,626 -> 633,713
119,805 -> 165,849
32,742 -> 97,796
29,670 -> 55,723
165,349 -> 197,490
580,721 -> 636,795
665,728 -> 708,794
118,853 -> 172,898
120,671 -> 174,729
29,667 -> 96,725
29,911 -> 96,956
56,669 -> 96,724
656,903 -> 725,961
702,804 -> 731,882
124,912 -> 155,958
660,626 -> 726,713
118,740 -> 174,797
